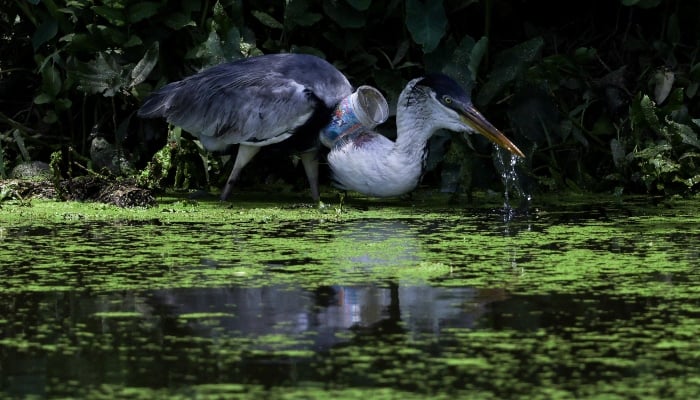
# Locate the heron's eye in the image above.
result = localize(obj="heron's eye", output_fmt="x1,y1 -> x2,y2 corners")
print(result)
443,96 -> 452,104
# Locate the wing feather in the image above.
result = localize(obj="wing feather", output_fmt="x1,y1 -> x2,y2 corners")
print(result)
138,54 -> 353,151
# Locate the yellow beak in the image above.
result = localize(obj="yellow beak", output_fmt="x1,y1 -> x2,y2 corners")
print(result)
461,105 -> 525,158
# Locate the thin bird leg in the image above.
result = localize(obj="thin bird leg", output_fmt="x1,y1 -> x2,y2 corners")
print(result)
299,150 -> 320,202
220,144 -> 261,200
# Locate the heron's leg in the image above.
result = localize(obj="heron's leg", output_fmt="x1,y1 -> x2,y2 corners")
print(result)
299,150 -> 320,202
221,144 -> 261,200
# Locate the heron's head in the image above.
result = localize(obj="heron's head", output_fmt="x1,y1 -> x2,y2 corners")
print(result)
406,74 -> 524,158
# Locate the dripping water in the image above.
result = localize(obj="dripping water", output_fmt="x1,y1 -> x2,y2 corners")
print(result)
494,146 -> 532,277
494,146 -> 531,223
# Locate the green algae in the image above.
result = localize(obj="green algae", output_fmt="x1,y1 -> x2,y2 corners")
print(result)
92,312 -> 144,318
177,312 -> 236,319
1,192 -> 700,398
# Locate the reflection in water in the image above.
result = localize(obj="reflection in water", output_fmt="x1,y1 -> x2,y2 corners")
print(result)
0,218 -> 512,396
175,219 -> 515,343
0,284 -> 507,397
3,201 -> 700,397
337,220 -> 420,266
150,284 -> 507,348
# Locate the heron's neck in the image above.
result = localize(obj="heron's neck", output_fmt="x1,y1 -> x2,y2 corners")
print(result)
394,98 -> 437,160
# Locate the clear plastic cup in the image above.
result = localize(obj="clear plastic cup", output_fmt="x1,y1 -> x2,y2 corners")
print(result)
320,85 -> 389,148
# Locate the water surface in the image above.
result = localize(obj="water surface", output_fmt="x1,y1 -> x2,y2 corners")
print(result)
1,195 -> 699,398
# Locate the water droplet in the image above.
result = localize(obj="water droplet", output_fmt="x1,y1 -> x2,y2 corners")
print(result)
493,145 -> 531,222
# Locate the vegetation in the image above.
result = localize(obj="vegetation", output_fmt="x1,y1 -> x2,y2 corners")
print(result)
1,194 -> 699,398
2,0 -> 700,198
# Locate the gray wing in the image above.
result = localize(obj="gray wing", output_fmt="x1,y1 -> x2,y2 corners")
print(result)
138,54 -> 353,151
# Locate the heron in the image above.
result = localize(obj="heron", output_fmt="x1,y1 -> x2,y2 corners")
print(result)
324,73 -> 524,197
138,53 -> 353,201
137,53 -> 524,200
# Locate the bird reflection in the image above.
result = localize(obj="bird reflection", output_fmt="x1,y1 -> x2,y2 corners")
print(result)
96,220 -> 513,353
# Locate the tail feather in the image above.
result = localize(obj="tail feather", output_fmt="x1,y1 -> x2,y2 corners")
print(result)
137,92 -> 165,118
137,84 -> 176,118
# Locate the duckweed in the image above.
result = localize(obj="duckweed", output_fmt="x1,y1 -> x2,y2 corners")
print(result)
1,192 -> 699,398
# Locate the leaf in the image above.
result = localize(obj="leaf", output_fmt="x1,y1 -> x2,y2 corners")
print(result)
60,33 -> 97,52
630,93 -> 649,132
87,23 -> 128,45
92,5 -> 126,26
222,28 -> 243,60
441,36 -> 475,89
11,129 -> 30,161
476,36 -> 544,105
653,69 -> 674,104
33,93 -> 54,105
194,30 -> 225,65
71,53 -> 124,97
251,10 -> 284,29
650,154 -> 679,174
322,0 -> 363,28
639,94 -> 660,129
32,19 -> 58,50
673,174 -> 700,188
620,0 -> 662,7
346,0 -> 371,11
163,13 -> 196,30
469,37 -> 488,80
130,42 -> 159,88
441,35 -> 488,90
667,120 -> 700,149
213,0 -> 226,19
124,35 -> 143,48
574,47 -> 597,63
128,2 -> 161,23
181,0 -> 201,14
55,98 -> 72,111
193,27 -> 242,66
634,143 -> 671,159
391,40 -> 410,67
43,111 -> 58,124
636,0 -> 663,8
666,13 -> 680,45
39,63 -> 62,98
610,138 -> 626,168
286,0 -> 323,28
288,45 -> 325,58
690,63 -> 700,82
405,0 -> 447,53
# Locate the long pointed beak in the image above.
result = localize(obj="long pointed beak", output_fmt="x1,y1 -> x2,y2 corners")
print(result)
460,105 -> 525,158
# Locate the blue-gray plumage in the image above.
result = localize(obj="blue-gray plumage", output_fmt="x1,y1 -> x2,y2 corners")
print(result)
138,53 -> 352,200
325,74 -> 525,197
138,54 -> 524,201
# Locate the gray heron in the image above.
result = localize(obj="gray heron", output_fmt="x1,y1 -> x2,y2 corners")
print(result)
138,53 -> 524,200
324,73 -> 524,197
138,53 -> 352,201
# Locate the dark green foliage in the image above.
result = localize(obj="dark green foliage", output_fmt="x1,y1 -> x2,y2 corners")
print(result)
2,0 -> 700,197
405,0 -> 447,53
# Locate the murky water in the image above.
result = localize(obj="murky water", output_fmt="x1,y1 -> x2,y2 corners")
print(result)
1,196 -> 699,398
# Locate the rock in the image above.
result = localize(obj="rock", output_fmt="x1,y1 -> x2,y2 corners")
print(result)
90,133 -> 136,176
9,161 -> 51,180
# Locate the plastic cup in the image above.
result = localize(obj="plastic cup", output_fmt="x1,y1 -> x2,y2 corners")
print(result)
320,85 -> 389,148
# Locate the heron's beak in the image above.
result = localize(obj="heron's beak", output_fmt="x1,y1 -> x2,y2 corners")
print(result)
460,105 -> 525,158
